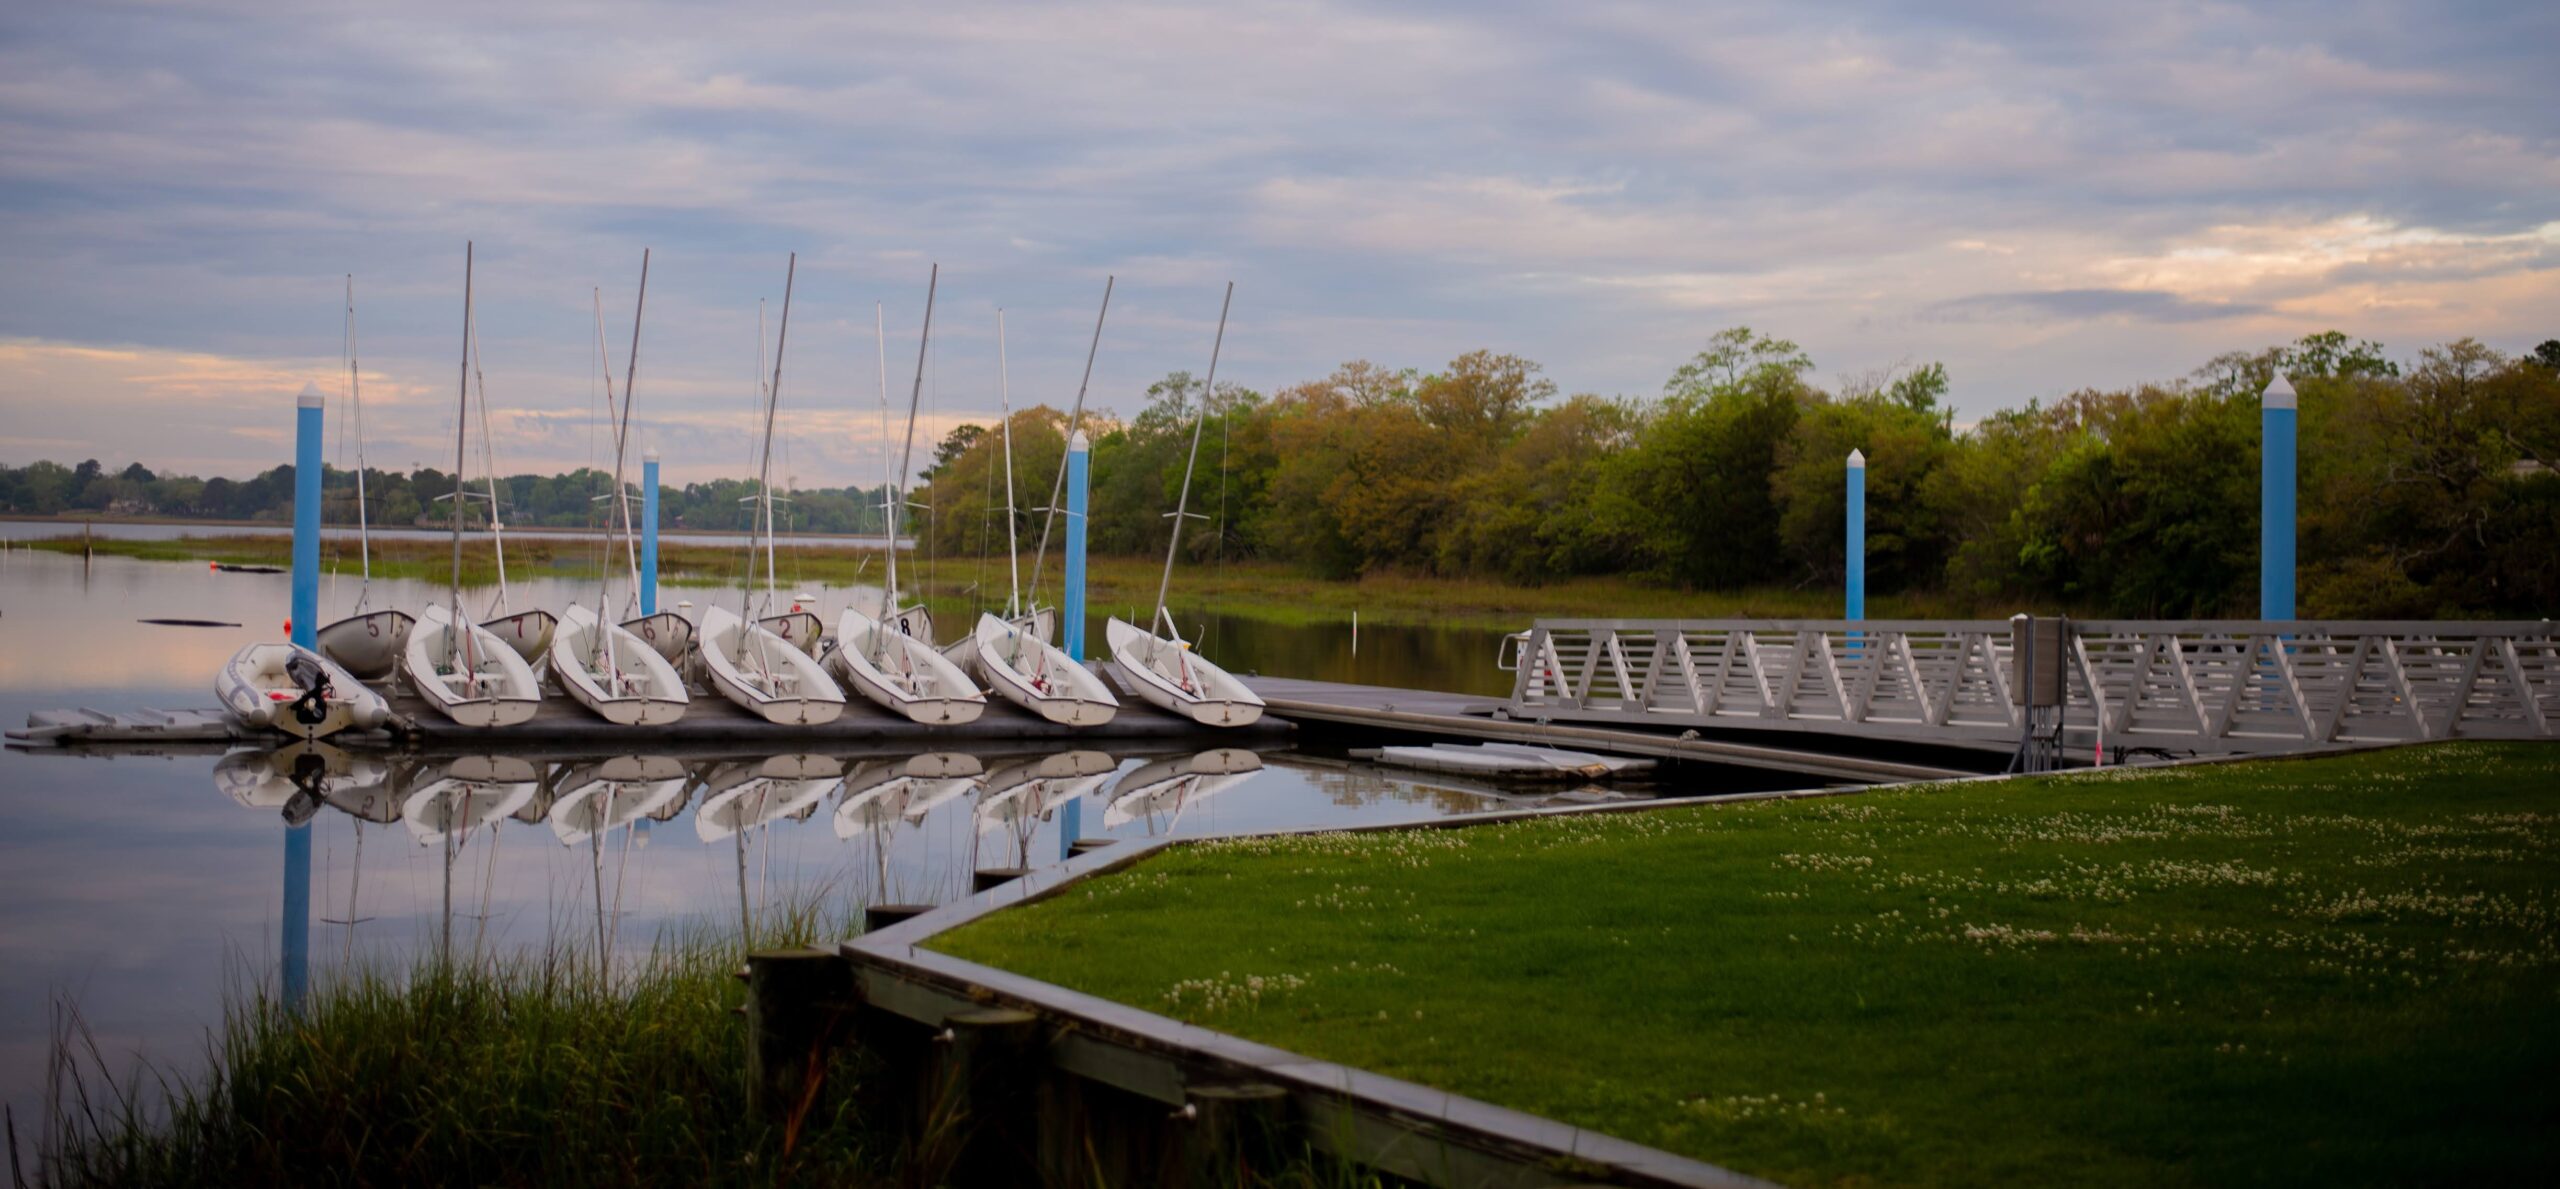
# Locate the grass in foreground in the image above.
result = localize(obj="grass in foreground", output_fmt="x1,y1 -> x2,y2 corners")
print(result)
34,920 -> 878,1188
935,742 -> 2560,1187
27,532 -> 1999,629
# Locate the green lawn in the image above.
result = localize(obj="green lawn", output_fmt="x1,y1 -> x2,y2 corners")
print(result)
934,742 -> 2560,1187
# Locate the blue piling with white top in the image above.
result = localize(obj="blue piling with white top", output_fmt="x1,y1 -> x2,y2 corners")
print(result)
285,383 -> 320,1012
641,449 -> 661,616
292,384 -> 324,649
1064,430 -> 1090,661
1846,448 -> 1866,628
2261,374 -> 2296,621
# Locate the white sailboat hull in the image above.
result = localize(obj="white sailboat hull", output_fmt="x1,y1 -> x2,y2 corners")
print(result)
699,605 -> 845,725
216,641 -> 394,740
1105,617 -> 1266,727
969,612 -> 1117,726
402,604 -> 544,727
550,604 -> 689,725
314,610 -> 414,680
828,608 -> 986,725
621,612 -> 697,669
485,608 -> 557,668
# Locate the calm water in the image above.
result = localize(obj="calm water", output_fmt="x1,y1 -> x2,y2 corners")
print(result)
0,549 -> 1753,1129
0,516 -> 909,552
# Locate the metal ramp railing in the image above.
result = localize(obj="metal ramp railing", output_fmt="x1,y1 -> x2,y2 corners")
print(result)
1499,619 -> 2560,757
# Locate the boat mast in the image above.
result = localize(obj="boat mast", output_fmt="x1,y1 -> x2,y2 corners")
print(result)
742,254 -> 796,657
614,249 -> 650,616
449,244 -> 472,664
468,321 -> 510,615
997,309 -> 1021,619
1151,282 -> 1232,641
758,298 -> 776,615
882,264 -> 938,659
874,302 -> 896,615
1028,276 -> 1113,601
346,275 -> 372,606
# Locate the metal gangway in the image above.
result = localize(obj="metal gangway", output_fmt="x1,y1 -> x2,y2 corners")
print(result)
1499,618 -> 2560,760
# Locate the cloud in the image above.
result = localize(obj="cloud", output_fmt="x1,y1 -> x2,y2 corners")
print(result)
1928,289 -> 2265,324
1,0 -> 2556,471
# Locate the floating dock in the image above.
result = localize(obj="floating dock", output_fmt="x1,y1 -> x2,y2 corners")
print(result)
16,667 -> 1985,784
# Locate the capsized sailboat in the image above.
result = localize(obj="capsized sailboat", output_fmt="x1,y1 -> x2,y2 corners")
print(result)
1106,284 -> 1266,728
829,268 -> 985,726
549,253 -> 689,725
702,255 -> 846,725
403,243 -> 546,728
314,281 -> 414,678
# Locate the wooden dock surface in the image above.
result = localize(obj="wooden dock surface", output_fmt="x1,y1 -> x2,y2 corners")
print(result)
1239,674 -> 1976,784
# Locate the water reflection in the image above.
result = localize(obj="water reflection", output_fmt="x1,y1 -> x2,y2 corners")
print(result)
200,739 -> 1687,995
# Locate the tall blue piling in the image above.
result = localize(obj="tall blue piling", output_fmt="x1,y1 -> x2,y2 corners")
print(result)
284,384 -> 320,1012
293,385 -> 323,648
2261,374 -> 2296,620
641,448 -> 661,616
1845,448 -> 1866,625
1063,430 -> 1090,661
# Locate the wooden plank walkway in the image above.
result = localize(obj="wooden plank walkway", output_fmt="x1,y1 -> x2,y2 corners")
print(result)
1241,675 -> 1977,784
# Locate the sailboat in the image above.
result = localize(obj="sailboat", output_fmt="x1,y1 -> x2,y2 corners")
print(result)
402,243 -> 545,728
454,312 -> 555,667
1106,284 -> 1267,727
1015,278 -> 1116,648
700,255 -> 847,725
548,253 -> 689,725
828,267 -> 986,726
314,277 -> 413,679
954,311 -> 1118,726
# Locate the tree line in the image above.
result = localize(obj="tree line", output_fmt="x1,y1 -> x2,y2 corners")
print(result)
0,459 -> 894,536
914,330 -> 2560,618
9,329 -> 2553,617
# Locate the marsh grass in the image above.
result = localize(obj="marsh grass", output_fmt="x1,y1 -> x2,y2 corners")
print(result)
27,894 -> 880,1189
28,532 -> 2000,630
936,742 -> 2560,1187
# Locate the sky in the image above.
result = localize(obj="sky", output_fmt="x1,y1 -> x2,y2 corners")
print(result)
1,0 -> 2554,486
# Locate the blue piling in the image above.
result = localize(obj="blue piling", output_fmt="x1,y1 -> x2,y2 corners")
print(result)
641,449 -> 661,616
282,820 -> 310,1011
2261,375 -> 2295,620
285,383 -> 320,1012
292,384 -> 323,649
1059,796 -> 1082,862
1064,430 -> 1090,661
1845,448 -> 1866,623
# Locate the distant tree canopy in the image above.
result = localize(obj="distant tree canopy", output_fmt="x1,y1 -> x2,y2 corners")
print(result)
0,459 -> 894,537
907,328 -> 2559,618
9,328 -> 2554,618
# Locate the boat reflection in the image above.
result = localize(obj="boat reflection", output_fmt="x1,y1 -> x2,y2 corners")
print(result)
976,750 -> 1117,867
1104,748 -> 1265,832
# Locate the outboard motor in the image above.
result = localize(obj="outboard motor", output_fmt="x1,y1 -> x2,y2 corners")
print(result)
285,653 -> 334,727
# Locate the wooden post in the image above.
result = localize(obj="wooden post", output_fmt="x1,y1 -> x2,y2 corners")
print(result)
1183,1083 -> 1292,1183
745,946 -> 852,1118
937,1007 -> 1044,1185
974,867 -> 1031,893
